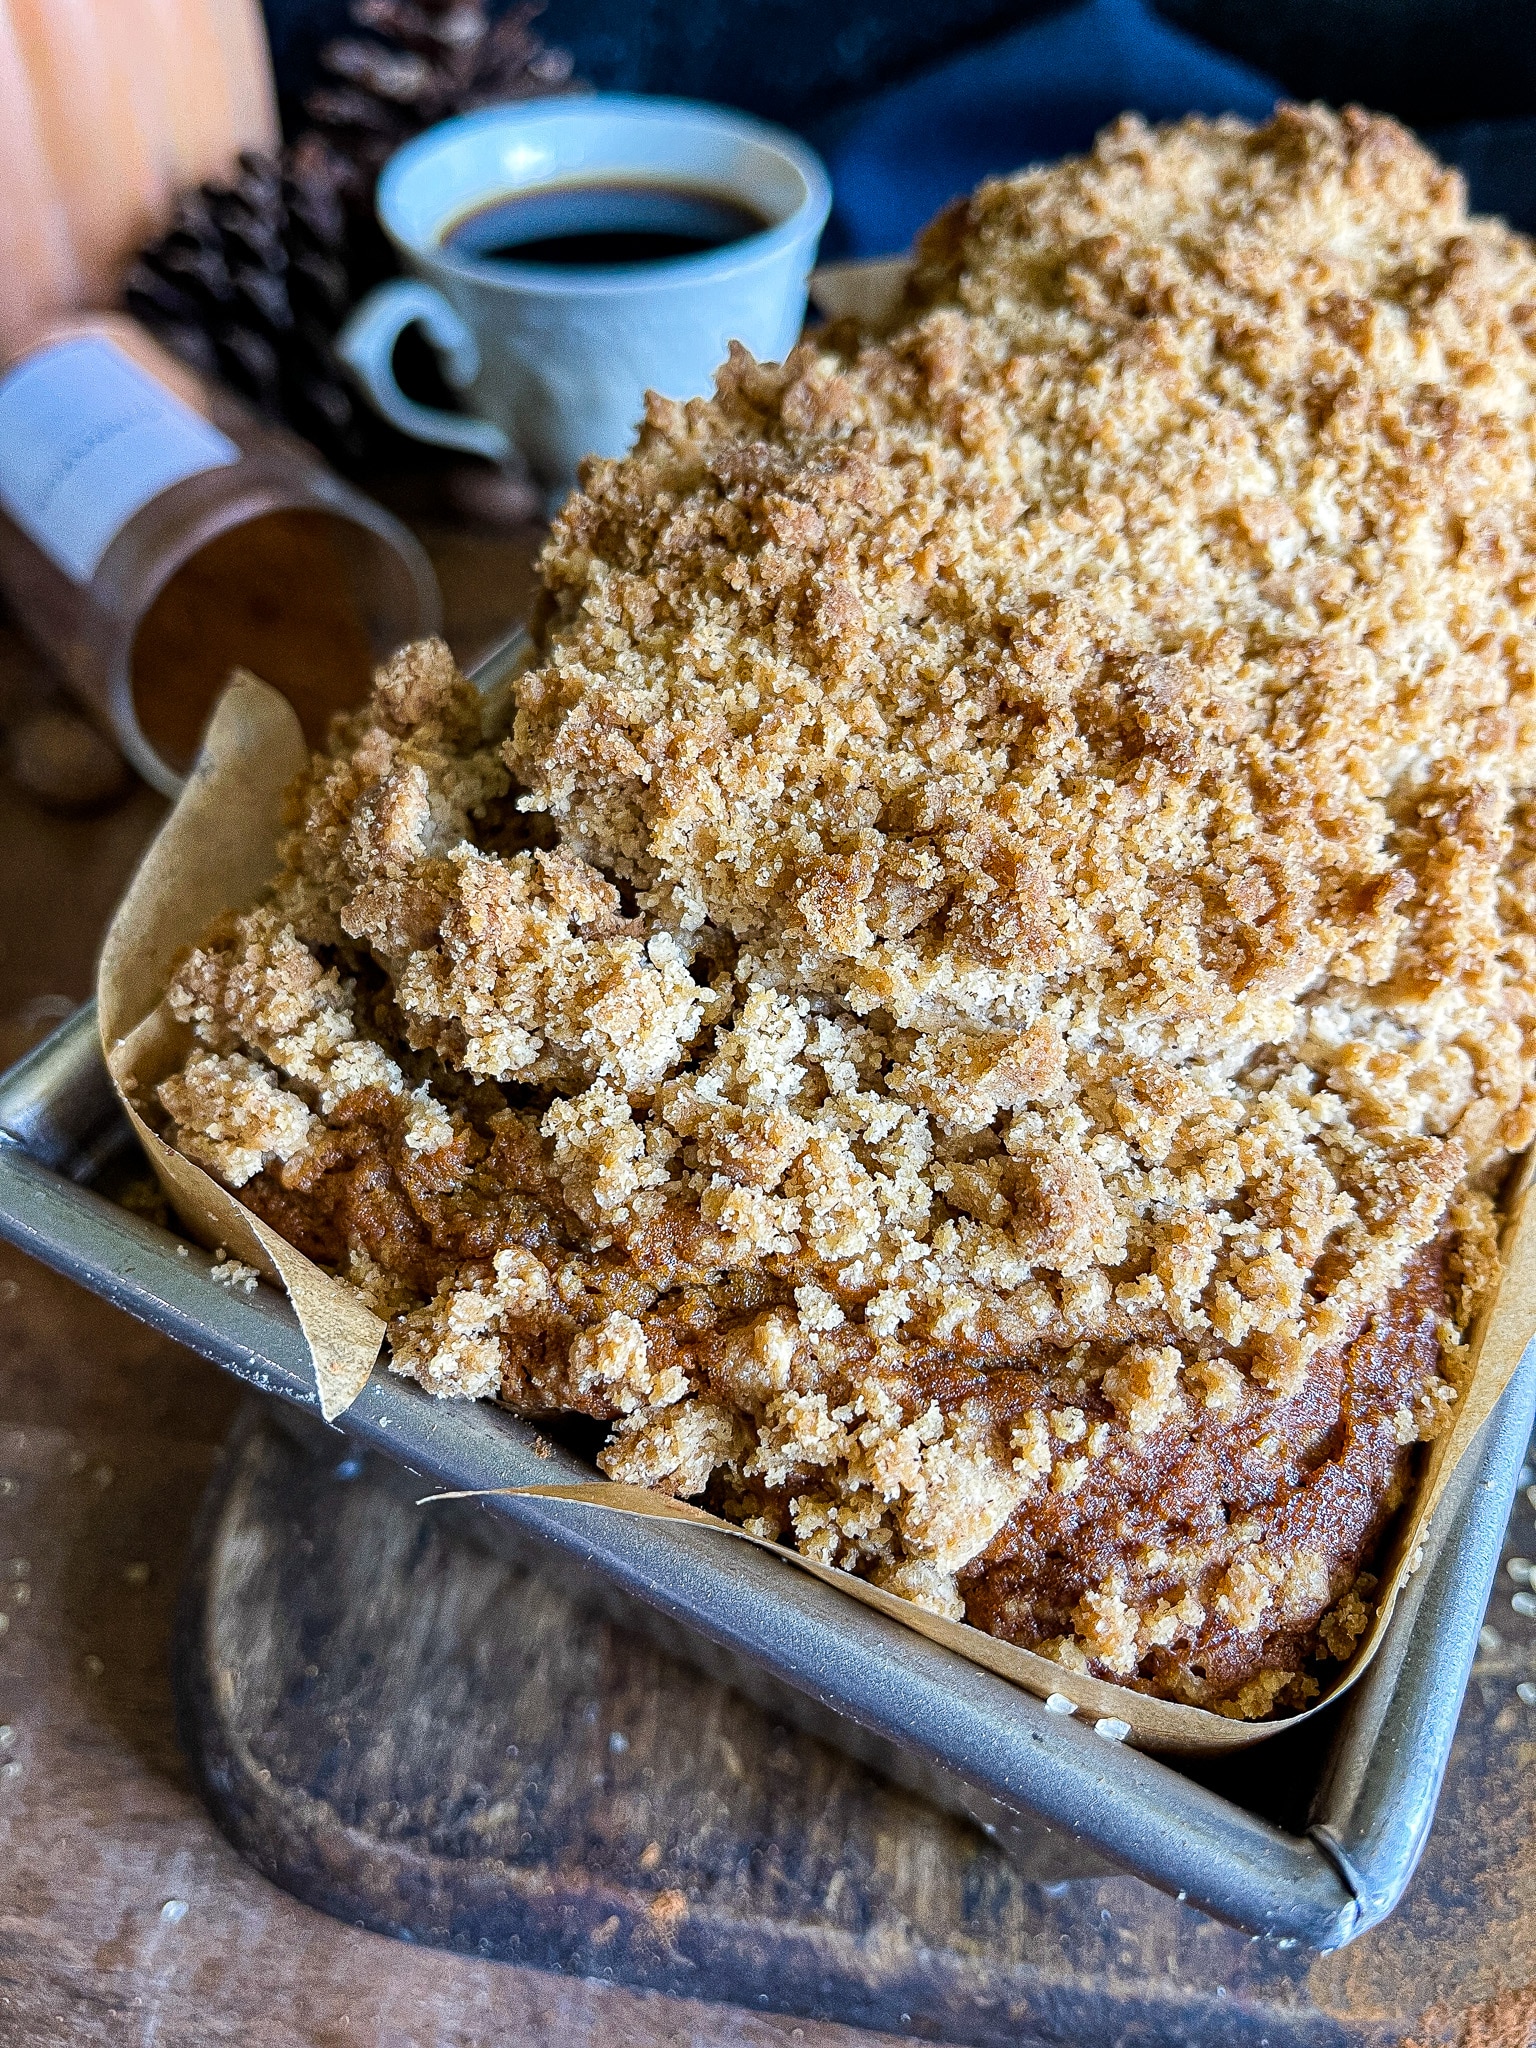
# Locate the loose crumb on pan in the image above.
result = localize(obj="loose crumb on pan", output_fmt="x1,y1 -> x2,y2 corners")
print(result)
152,104 -> 1536,1715
209,1253 -> 260,1294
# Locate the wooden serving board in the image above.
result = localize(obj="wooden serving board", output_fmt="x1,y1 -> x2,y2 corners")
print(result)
172,1396 -> 1533,2047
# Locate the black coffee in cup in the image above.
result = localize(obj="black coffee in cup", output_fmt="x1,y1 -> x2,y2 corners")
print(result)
444,182 -> 771,269
340,96 -> 830,492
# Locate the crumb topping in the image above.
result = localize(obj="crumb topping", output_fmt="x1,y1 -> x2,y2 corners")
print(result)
152,106 -> 1536,1713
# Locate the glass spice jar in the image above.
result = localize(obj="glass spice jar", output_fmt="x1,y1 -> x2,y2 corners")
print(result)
0,313 -> 440,795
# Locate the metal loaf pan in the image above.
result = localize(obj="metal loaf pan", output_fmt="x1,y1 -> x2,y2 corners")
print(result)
2,1002 -> 1531,1949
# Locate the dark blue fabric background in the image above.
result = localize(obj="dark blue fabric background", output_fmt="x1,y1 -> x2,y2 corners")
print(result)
811,0 -> 1278,257
811,0 -> 1536,257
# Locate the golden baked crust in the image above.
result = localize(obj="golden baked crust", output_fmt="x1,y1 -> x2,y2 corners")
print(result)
154,106 -> 1536,1713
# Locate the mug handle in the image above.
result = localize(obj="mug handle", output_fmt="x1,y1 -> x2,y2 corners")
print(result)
335,280 -> 511,462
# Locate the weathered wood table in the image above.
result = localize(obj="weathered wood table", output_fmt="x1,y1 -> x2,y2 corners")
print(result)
2,518 -> 1536,2048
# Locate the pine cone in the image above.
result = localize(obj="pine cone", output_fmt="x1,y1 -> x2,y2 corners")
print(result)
122,0 -> 577,481
306,0 -> 577,213
125,140 -> 383,467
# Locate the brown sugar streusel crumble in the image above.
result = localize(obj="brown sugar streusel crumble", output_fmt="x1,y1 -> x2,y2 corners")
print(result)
154,104 -> 1536,1717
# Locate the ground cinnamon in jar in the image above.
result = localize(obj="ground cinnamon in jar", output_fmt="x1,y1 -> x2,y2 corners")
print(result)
130,509 -> 377,773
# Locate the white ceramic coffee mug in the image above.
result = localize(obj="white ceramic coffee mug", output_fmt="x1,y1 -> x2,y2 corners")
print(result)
337,96 -> 831,498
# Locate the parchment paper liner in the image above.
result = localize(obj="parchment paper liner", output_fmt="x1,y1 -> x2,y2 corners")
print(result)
98,672 -> 1536,1751
97,673 -> 386,1422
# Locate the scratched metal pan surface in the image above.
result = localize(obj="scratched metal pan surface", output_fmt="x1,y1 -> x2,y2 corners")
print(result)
0,620 -> 1530,1948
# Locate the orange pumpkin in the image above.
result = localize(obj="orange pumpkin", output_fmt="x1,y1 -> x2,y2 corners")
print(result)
0,0 -> 277,361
